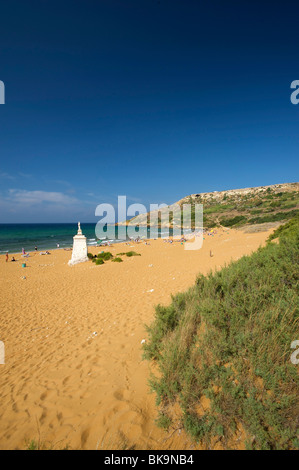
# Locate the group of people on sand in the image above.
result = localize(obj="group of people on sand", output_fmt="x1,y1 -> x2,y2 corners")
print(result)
164,236 -> 187,244
204,228 -> 217,236
5,253 -> 17,262
98,240 -> 113,247
5,248 -> 29,262
4,241 -> 66,262
5,245 -> 50,263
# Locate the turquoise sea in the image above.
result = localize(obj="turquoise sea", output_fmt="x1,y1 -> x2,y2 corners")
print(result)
0,223 -> 110,254
0,223 -> 175,254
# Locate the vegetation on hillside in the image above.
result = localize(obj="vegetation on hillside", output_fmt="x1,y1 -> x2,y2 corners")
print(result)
125,183 -> 299,231
119,183 -> 299,232
184,184 -> 299,229
143,217 -> 299,450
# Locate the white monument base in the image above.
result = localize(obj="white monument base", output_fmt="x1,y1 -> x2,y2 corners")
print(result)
68,222 -> 89,266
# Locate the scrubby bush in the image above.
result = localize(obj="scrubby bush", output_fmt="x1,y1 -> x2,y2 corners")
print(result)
97,251 -> 113,261
126,251 -> 141,257
268,214 -> 299,241
219,215 -> 247,227
270,201 -> 281,208
249,209 -> 298,225
156,412 -> 172,431
117,251 -> 141,257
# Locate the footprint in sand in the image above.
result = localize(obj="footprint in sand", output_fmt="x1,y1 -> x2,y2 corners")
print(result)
62,376 -> 70,386
39,409 -> 47,425
113,389 -> 130,401
40,391 -> 47,401
81,428 -> 90,448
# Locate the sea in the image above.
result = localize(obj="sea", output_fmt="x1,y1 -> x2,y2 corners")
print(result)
0,223 -> 182,254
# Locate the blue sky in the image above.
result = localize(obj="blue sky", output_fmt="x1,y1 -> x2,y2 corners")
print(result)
0,0 -> 298,222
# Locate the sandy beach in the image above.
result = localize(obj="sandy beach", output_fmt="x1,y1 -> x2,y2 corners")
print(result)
0,227 -> 274,450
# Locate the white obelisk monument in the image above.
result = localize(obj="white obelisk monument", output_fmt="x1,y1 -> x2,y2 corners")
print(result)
68,222 -> 89,266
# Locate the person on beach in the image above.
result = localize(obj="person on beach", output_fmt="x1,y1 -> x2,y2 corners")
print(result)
6,252 -> 8,262
35,246 -> 37,252
11,257 -> 16,262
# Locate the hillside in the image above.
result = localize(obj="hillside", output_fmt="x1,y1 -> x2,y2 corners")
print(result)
143,215 -> 299,450
122,182 -> 299,231
180,182 -> 299,229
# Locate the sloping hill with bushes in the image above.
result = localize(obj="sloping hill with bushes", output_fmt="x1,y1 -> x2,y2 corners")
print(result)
120,182 -> 299,231
143,216 -> 299,450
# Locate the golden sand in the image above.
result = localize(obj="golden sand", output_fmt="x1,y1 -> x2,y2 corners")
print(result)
0,227 -> 273,450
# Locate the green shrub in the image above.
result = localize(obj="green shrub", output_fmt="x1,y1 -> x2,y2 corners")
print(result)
97,251 -> 113,261
112,257 -> 123,263
126,251 -> 141,257
156,413 -> 172,430
249,209 -> 298,225
117,251 -> 141,257
219,215 -> 247,227
268,214 -> 299,241
204,204 -> 235,214
250,209 -> 263,215
283,203 -> 297,210
269,201 -> 282,208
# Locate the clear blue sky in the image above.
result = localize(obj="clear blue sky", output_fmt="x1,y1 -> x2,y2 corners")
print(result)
0,0 -> 298,222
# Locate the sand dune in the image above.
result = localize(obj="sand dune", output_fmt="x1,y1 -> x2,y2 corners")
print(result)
0,227 -> 273,450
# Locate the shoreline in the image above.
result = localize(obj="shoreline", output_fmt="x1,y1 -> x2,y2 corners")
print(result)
0,224 -> 200,256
